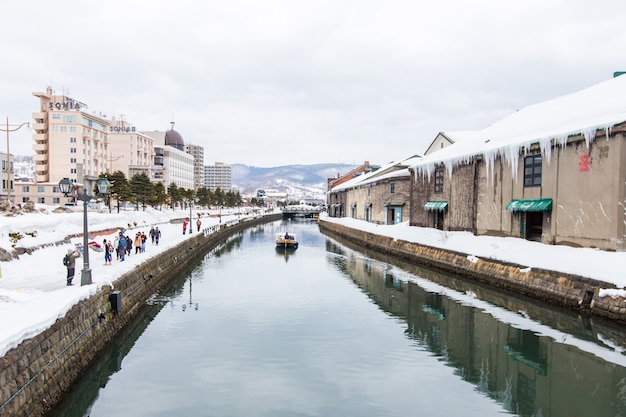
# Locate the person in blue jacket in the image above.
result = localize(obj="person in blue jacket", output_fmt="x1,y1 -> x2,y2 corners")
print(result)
117,232 -> 127,261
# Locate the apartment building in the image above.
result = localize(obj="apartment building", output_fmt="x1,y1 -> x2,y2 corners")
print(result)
185,143 -> 205,190
32,87 -> 109,185
107,117 -> 155,179
204,162 -> 232,191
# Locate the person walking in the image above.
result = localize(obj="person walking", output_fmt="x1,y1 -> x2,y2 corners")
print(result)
196,218 -> 202,232
64,248 -> 81,286
103,239 -> 112,265
154,227 -> 161,246
149,226 -> 155,244
118,233 -> 127,261
113,235 -> 120,260
134,233 -> 142,255
141,232 -> 147,252
183,219 -> 188,235
126,234 -> 132,256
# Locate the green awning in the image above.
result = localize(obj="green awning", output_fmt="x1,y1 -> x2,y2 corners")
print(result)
506,198 -> 552,212
424,201 -> 448,211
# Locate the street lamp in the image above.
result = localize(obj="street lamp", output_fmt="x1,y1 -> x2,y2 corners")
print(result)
181,196 -> 192,234
188,197 -> 199,234
189,198 -> 193,234
59,177 -> 111,286
1,117 -> 29,202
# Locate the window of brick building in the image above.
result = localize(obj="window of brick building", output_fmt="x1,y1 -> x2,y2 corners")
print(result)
524,155 -> 542,187
435,168 -> 444,193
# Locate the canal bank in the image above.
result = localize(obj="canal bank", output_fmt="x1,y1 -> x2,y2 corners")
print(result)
0,213 -> 281,417
319,219 -> 626,324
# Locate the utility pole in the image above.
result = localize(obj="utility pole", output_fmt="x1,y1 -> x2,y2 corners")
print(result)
1,117 -> 30,202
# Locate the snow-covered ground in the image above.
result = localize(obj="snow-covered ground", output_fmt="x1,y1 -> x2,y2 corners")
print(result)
0,205 -> 255,357
0,208 -> 625,358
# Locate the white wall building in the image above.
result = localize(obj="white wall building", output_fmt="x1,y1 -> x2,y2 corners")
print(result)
159,145 -> 194,189
32,87 -> 109,185
204,162 -> 232,191
107,117 -> 155,179
142,125 -> 194,189
185,143 -> 205,190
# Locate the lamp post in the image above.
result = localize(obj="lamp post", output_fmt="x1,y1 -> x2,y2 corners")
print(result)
182,196 -> 190,234
1,117 -> 29,202
189,198 -> 193,234
59,177 -> 111,286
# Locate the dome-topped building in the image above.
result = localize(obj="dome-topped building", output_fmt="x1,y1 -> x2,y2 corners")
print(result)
165,122 -> 185,151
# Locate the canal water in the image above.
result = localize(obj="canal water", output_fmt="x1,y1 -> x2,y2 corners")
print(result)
49,220 -> 626,417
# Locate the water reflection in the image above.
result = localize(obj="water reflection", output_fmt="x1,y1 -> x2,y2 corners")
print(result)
207,232 -> 244,260
275,246 -> 297,262
326,237 -> 626,417
47,222 -> 626,417
47,273 -> 190,417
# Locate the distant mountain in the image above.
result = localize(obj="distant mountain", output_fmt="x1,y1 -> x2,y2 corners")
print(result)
10,156 -> 357,201
231,163 -> 358,200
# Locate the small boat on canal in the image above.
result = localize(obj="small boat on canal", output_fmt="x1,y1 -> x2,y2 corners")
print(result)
276,232 -> 299,249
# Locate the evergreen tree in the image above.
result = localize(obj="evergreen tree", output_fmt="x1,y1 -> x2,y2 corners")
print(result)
108,171 -> 132,213
196,187 -> 211,208
168,183 -> 181,209
214,187 -> 225,207
235,191 -> 243,207
151,182 -> 167,210
129,172 -> 154,211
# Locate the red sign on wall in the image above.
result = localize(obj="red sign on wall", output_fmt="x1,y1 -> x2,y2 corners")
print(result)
579,155 -> 591,172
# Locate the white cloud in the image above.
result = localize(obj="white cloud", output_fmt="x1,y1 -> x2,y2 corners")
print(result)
2,0 -> 626,166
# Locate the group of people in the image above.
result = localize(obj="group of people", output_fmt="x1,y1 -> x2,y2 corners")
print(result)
182,218 -> 202,235
64,226 -> 165,285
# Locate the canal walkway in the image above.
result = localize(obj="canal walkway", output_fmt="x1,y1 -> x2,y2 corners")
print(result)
0,208 -> 280,417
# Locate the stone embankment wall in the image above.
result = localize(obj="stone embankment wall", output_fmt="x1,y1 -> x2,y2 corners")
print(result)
0,214 -> 281,417
319,220 -> 626,323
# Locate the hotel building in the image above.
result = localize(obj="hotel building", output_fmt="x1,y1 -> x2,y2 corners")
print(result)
107,117 -> 155,179
142,125 -> 194,190
32,87 -> 109,185
204,162 -> 232,191
185,143 -> 205,190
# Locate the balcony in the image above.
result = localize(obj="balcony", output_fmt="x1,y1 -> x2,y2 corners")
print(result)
33,122 -> 47,132
33,154 -> 48,163
33,133 -> 47,141
36,173 -> 49,183
33,143 -> 48,152
32,112 -> 46,121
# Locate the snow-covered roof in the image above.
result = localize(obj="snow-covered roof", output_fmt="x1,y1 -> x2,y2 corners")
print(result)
332,155 -> 421,191
412,74 -> 626,180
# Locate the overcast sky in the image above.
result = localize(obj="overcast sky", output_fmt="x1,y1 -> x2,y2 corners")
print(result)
1,1 -> 625,167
